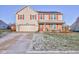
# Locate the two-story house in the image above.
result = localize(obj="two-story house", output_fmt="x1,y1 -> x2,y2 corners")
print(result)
16,6 -> 64,32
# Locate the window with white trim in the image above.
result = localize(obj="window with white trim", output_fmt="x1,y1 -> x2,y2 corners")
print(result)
30,15 -> 36,20
18,14 -> 24,20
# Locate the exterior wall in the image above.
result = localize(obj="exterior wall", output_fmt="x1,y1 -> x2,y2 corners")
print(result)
46,24 -> 50,30
38,14 -> 50,32
38,14 -> 63,32
16,6 -> 63,32
56,14 -> 63,31
56,24 -> 62,31
58,24 -> 62,31
16,6 -> 38,32
58,14 -> 62,20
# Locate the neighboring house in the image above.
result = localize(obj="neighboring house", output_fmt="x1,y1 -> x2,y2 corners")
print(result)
71,17 -> 79,32
16,6 -> 64,32
0,20 -> 8,29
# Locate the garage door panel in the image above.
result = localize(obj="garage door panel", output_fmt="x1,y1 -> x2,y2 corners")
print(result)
19,25 -> 38,32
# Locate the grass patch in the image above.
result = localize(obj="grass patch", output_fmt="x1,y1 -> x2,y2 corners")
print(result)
0,29 -> 11,38
33,32 -> 79,51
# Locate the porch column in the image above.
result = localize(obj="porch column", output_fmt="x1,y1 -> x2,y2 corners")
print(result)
44,23 -> 46,31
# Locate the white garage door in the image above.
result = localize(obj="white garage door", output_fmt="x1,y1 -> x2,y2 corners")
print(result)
19,25 -> 38,32
17,20 -> 38,32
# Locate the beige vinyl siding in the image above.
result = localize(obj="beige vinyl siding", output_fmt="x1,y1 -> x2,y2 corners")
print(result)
16,6 -> 38,32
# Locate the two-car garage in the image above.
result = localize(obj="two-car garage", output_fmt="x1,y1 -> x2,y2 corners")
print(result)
16,20 -> 38,32
19,25 -> 38,32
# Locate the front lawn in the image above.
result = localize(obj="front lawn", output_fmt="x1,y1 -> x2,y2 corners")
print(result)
32,32 -> 79,51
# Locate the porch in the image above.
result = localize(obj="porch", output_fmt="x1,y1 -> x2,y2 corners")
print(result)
38,20 -> 64,32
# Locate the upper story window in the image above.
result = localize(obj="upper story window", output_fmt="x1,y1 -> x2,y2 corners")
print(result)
50,14 -> 57,20
58,15 -> 62,20
54,14 -> 56,19
38,14 -> 44,20
30,15 -> 36,20
40,15 -> 43,19
50,15 -> 53,19
18,14 -> 24,20
44,14 -> 51,20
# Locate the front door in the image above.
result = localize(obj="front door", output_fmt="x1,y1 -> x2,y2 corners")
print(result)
39,25 -> 43,32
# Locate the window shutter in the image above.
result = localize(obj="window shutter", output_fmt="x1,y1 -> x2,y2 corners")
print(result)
18,15 -> 19,20
54,14 -> 56,19
30,15 -> 31,20
23,15 -> 24,20
56,14 -> 58,20
49,14 -> 50,20
56,24 -> 58,30
54,24 -> 56,29
43,14 -> 44,19
38,14 -> 40,20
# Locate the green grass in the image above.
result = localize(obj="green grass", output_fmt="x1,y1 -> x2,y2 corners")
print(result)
33,32 -> 79,51
0,29 -> 11,38
44,32 -> 79,51
0,30 -> 5,34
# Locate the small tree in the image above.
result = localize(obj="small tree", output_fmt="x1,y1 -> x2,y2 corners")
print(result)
62,24 -> 70,33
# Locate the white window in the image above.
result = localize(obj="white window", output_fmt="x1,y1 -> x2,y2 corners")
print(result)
54,14 -> 56,19
50,24 -> 56,29
30,15 -> 36,20
18,15 -> 24,20
40,15 -> 43,19
50,15 -> 53,19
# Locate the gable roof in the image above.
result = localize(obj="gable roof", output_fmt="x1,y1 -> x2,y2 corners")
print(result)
16,6 -> 28,14
16,6 -> 63,15
0,20 -> 8,25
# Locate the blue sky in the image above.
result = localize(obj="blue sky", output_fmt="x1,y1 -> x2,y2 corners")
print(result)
0,5 -> 79,25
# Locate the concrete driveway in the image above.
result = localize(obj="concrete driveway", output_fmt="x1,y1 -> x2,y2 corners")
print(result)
0,32 -> 33,54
